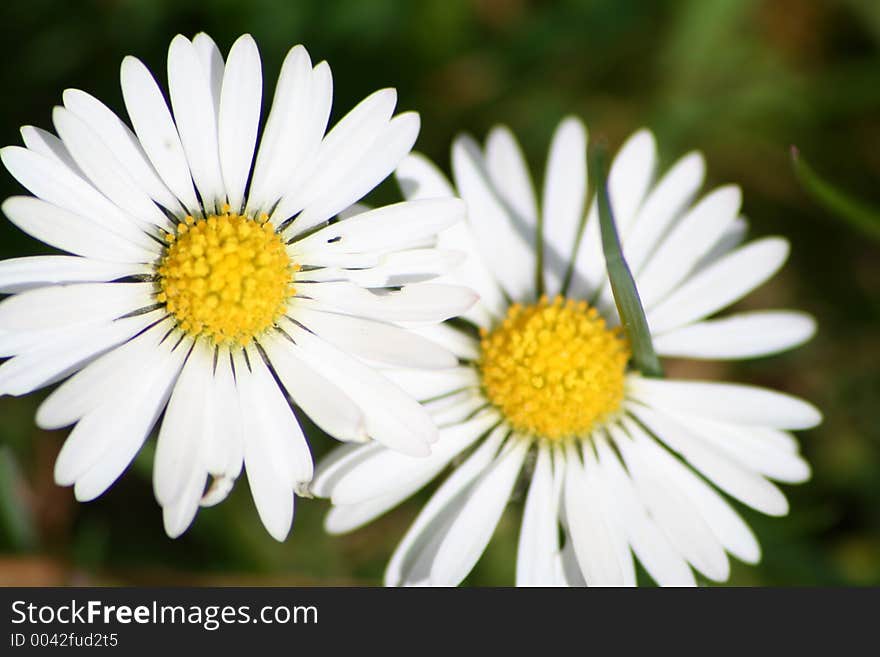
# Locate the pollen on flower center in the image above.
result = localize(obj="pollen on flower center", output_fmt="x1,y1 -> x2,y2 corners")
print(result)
156,208 -> 298,347
478,295 -> 630,441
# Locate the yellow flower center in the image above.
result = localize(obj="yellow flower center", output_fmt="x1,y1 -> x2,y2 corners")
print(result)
156,209 -> 298,347
479,295 -> 630,441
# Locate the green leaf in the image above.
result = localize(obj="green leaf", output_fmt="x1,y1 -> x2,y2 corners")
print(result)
791,146 -> 880,241
591,144 -> 664,378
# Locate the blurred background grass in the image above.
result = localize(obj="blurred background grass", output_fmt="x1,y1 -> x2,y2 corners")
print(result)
0,0 -> 878,586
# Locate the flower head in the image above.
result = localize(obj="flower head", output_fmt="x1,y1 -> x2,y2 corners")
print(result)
0,33 -> 475,541
314,117 -> 821,586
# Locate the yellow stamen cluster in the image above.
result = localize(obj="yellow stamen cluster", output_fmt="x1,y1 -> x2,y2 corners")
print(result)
479,295 -> 630,441
156,208 -> 297,347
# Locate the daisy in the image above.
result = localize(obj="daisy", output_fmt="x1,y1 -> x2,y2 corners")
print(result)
0,33 -> 476,541
313,117 -> 822,586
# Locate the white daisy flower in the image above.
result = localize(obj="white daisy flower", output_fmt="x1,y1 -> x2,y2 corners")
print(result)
313,117 -> 823,586
0,33 -> 476,541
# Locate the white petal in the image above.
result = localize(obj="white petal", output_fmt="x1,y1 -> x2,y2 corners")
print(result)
293,251 -> 383,269
647,238 -> 791,334
424,389 -> 488,426
380,367 -> 479,402
563,444 -> 630,586
542,117 -> 587,296
607,130 -> 657,234
338,249 -> 465,288
0,327 -> 64,357
384,425 -> 507,586
322,449 -> 464,535
203,348 -> 244,480
423,392 -> 489,427
163,464 -> 207,538
0,146 -> 158,250
218,34 -> 262,212
20,125 -> 83,176
429,439 -> 528,586
38,318 -> 171,431
749,427 -> 801,454
293,282 -> 477,324
244,346 -> 313,487
452,135 -> 535,302
310,442 -> 384,499
627,376 -> 822,430
611,423 -> 729,582
192,33 -> 225,112
695,215 -> 748,272
327,413 -> 498,506
236,349 -> 308,542
567,202 -> 604,300
555,531 -> 588,587
0,256 -> 146,294
624,422 -> 761,564
584,444 -> 637,585
242,440 -> 295,542
567,132 -> 656,301
191,345 -> 218,478
120,56 -> 201,213
396,152 -> 507,321
0,282 -> 153,333
628,403 -> 790,516
62,89 -> 183,213
516,444 -> 560,586
486,126 -> 538,231
153,340 -> 213,507
618,152 -> 705,274
0,311 -> 159,397
272,88 -> 396,227
0,280 -> 154,335
283,322 -> 437,456
658,411 -> 811,484
408,323 -> 480,361
593,151 -> 705,310
67,336 -> 189,501
52,106 -> 171,230
293,198 -> 464,256
167,34 -> 225,212
1,196 -> 158,264
324,492 -> 408,535
292,306 -> 456,370
289,112 -> 420,237
636,185 -> 741,309
395,151 -> 455,200
200,474 -> 237,508
261,60 -> 332,217
593,436 -> 696,586
437,219 -> 507,321
247,45 -> 319,213
0,333 -> 91,395
653,311 -> 817,359
262,333 -> 366,442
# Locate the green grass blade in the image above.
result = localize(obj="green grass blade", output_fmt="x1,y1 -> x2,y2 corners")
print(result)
0,446 -> 37,550
591,145 -> 664,378
791,146 -> 880,241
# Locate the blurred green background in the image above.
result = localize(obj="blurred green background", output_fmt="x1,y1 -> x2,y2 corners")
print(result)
0,0 -> 878,586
